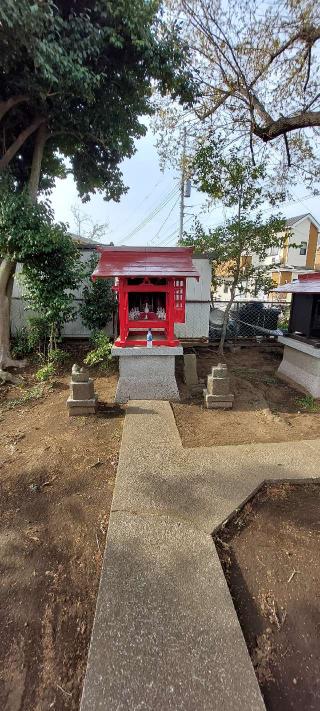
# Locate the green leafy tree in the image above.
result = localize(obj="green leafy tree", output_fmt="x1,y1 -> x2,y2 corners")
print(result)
0,191 -> 81,367
180,141 -> 290,353
0,0 -> 194,368
80,254 -> 116,332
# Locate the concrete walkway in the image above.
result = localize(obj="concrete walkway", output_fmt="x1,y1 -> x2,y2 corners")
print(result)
80,401 -> 320,711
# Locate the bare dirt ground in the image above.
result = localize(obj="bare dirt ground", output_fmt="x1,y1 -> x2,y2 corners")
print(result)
0,355 -> 123,711
173,345 -> 320,447
214,481 -> 320,711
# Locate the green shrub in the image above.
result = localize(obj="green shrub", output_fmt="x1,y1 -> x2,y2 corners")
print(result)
11,327 -> 32,359
84,331 -> 112,368
79,254 -> 116,331
48,348 -> 68,366
35,362 -> 55,382
12,316 -> 50,359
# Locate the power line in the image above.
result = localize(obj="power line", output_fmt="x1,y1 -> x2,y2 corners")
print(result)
115,186 -> 180,244
109,178 -> 165,236
158,214 -> 194,246
150,197 -> 180,243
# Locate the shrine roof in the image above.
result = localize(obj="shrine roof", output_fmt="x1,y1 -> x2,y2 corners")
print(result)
92,246 -> 200,279
274,271 -> 320,293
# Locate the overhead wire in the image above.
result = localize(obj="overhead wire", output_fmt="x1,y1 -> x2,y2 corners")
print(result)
115,185 -> 180,244
158,214 -> 194,246
109,178 -> 165,236
150,197 -> 180,243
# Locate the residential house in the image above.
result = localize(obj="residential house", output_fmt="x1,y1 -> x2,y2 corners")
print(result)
213,213 -> 320,302
267,213 -> 320,297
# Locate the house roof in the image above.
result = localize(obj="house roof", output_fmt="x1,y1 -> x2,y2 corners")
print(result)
285,213 -> 320,231
285,214 -> 309,227
71,234 -> 113,250
92,246 -> 200,279
275,271 -> 320,293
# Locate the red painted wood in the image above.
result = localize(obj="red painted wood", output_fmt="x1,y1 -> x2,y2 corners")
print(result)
93,247 -> 199,347
173,278 -> 186,323
92,246 -> 200,279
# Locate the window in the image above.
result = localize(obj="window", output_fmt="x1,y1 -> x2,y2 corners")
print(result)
223,282 -> 229,294
300,242 -> 307,255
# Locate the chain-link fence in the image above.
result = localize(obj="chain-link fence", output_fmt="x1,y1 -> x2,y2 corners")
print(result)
209,300 -> 291,342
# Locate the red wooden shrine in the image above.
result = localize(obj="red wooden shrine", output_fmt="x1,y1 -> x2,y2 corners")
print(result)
92,246 -> 200,347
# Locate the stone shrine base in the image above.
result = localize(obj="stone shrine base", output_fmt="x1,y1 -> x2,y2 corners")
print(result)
277,336 -> 320,398
111,345 -> 182,403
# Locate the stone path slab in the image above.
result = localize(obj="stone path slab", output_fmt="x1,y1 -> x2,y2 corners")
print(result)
81,514 -> 263,711
80,401 -> 320,710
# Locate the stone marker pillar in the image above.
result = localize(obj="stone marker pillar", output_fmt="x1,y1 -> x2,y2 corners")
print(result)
203,362 -> 234,409
183,353 -> 199,387
67,364 -> 97,416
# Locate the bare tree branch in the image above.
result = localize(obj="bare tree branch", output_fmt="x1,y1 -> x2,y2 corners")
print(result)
253,110 -> 320,142
283,133 -> 291,167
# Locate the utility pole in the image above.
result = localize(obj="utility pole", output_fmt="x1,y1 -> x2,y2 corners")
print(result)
179,126 -> 187,241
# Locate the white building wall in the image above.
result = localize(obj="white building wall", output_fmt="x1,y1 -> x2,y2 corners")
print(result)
11,254 -> 211,341
287,218 -> 310,267
175,257 -> 211,339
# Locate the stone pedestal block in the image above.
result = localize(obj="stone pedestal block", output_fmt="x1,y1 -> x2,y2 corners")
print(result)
71,380 -> 94,401
211,364 -> 228,378
277,336 -> 320,398
207,375 -> 230,396
67,364 -> 97,416
204,362 -> 234,409
67,398 -> 97,416
203,389 -> 234,409
111,346 -> 182,403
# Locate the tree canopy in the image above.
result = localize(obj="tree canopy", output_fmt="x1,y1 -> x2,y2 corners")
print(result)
0,0 -> 194,200
0,191 -> 82,350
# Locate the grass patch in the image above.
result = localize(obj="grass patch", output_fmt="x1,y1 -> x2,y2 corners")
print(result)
0,384 -> 46,413
295,395 -> 320,413
230,367 -> 278,385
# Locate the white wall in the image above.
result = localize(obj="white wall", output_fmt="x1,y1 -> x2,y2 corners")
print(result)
287,218 -> 310,267
175,257 -> 211,339
12,254 -> 211,341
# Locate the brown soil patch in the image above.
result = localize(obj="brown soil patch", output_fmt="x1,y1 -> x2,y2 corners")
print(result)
214,481 -> 320,710
173,346 -> 320,447
0,358 -> 123,711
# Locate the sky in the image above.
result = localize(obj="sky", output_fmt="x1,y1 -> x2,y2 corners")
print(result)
51,123 -> 320,246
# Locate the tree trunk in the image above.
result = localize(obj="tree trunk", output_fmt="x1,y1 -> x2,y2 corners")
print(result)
218,292 -> 236,356
218,269 -> 241,356
0,258 -> 24,368
0,123 -> 48,368
28,123 -> 48,201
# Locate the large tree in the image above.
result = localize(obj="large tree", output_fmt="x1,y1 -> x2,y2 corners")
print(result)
180,141 -> 289,353
0,0 -> 193,368
159,0 -> 320,185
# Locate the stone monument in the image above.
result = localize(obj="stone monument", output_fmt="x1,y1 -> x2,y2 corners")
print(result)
183,353 -> 199,388
203,362 -> 234,409
67,364 -> 97,416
